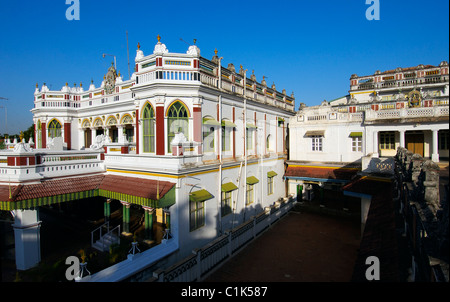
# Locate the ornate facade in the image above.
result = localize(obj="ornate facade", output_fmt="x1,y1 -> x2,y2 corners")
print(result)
1,36 -> 295,272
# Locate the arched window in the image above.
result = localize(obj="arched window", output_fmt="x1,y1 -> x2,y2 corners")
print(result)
167,101 -> 189,152
143,103 -> 155,153
48,119 -> 62,138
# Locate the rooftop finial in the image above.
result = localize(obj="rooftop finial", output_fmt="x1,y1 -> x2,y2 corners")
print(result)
214,48 -> 218,55
137,42 -> 140,50
193,38 -> 197,45
157,34 -> 161,42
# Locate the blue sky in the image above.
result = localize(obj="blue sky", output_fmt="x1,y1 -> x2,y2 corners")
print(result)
0,0 -> 448,135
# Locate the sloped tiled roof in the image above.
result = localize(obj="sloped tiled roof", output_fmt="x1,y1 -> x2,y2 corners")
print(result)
344,176 -> 399,282
285,165 -> 360,181
99,174 -> 175,200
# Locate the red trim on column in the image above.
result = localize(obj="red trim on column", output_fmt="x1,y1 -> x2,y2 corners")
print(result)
156,106 -> 165,155
7,157 -> 15,166
135,109 -> 139,154
193,107 -> 201,142
41,122 -> 46,149
17,157 -> 27,166
64,123 -> 71,150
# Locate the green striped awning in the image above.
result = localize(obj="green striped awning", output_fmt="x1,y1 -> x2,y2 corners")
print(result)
349,132 -> 363,137
222,182 -> 238,192
203,117 -> 221,126
0,190 -> 98,211
189,189 -> 213,203
246,123 -> 257,129
98,186 -> 175,209
267,171 -> 278,178
246,176 -> 259,185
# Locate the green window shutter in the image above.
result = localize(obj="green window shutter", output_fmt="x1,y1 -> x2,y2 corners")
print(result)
246,176 -> 259,185
267,171 -> 278,178
189,189 -> 214,203
349,132 -> 363,137
221,182 -> 238,192
203,117 -> 221,126
221,120 -> 237,128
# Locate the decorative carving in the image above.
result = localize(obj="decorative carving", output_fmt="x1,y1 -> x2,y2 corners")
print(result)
407,90 -> 421,108
104,63 -> 117,95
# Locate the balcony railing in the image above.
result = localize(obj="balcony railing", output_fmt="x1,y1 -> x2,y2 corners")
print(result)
296,99 -> 448,124
0,147 -> 105,183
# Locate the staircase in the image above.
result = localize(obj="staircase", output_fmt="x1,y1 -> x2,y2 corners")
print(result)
91,222 -> 121,252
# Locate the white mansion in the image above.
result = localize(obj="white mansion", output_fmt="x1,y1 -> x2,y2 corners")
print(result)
286,61 -> 449,204
0,36 -> 295,272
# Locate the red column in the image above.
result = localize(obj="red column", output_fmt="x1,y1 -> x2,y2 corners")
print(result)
41,122 -> 46,149
156,105 -> 165,155
193,107 -> 201,142
64,123 -> 71,150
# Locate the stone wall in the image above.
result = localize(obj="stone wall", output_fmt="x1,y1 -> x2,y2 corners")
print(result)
395,147 -> 448,281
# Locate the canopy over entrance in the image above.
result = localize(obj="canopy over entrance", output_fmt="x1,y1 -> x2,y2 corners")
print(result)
0,174 -> 176,210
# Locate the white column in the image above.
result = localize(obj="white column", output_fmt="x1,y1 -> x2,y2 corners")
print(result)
90,127 -> 96,145
372,130 -> 379,157
431,129 -> 439,162
12,209 -> 42,270
399,130 -> 405,148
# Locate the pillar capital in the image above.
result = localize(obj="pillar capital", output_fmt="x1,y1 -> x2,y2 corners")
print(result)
142,206 -> 154,212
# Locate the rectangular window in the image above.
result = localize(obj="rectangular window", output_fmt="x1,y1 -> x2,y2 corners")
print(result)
311,136 -> 323,151
189,200 -> 204,231
380,132 -> 395,150
267,176 -> 274,195
246,184 -> 254,205
222,126 -> 230,151
246,129 -> 253,150
439,130 -> 449,150
352,136 -> 362,152
221,191 -> 232,217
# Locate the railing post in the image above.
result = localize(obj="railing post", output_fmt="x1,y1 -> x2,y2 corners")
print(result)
226,230 -> 232,257
251,216 -> 256,239
153,268 -> 165,282
193,248 -> 202,281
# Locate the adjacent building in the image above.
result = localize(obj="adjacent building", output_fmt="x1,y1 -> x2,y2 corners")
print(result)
286,61 -> 449,225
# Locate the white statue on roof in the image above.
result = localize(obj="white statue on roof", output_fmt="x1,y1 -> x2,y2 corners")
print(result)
186,39 -> 200,56
153,35 -> 168,54
135,42 -> 144,61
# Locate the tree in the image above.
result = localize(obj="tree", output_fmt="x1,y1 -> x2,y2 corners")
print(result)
23,124 -> 34,142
